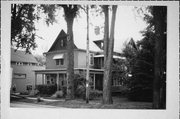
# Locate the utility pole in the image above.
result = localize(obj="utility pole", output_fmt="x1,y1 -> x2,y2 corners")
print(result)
86,5 -> 90,104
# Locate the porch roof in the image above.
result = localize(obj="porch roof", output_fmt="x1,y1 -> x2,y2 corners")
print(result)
94,54 -> 125,59
34,68 -> 104,74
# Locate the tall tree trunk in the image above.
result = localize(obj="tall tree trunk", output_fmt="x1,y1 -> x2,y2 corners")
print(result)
61,5 -> 78,100
86,5 -> 90,103
103,5 -> 117,104
66,16 -> 75,99
152,6 -> 166,109
103,5 -> 109,64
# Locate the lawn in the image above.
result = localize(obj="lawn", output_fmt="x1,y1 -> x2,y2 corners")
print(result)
11,96 -> 153,109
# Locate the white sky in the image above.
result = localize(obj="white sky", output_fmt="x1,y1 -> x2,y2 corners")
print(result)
33,6 -> 147,55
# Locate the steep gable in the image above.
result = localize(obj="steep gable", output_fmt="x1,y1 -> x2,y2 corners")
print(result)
48,30 -> 77,52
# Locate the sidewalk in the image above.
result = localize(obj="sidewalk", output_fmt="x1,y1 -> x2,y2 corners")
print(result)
26,97 -> 65,102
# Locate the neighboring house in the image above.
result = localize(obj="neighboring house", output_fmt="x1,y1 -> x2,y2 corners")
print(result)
11,48 -> 45,94
34,30 -> 125,92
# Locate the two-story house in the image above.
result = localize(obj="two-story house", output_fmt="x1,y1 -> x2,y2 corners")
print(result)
34,30 -> 125,93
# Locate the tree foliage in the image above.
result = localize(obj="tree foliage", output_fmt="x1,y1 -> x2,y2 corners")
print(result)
123,6 -> 166,105
123,37 -> 154,102
11,4 -> 57,53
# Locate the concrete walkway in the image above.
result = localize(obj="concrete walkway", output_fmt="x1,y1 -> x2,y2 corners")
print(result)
26,97 -> 65,102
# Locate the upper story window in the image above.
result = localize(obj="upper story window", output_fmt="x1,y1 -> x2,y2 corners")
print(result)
56,59 -> 64,65
53,54 -> 64,66
90,53 -> 94,65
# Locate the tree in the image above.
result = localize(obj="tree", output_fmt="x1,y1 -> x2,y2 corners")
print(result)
103,5 -> 117,104
150,6 -> 167,109
11,4 -> 79,99
122,36 -> 155,102
85,5 -> 90,103
141,6 -> 166,108
60,5 -> 79,99
123,6 -> 166,108
11,4 -> 56,53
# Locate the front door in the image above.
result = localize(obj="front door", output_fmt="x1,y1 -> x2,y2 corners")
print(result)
95,74 -> 103,90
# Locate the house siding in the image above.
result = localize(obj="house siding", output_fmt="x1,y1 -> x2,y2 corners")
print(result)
77,51 -> 86,68
46,52 -> 67,69
11,65 -> 44,93
46,50 -> 80,69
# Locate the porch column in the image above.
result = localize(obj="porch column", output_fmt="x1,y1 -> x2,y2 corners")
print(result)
56,73 -> 59,91
93,73 -> 96,90
42,74 -> 44,85
35,73 -> 37,89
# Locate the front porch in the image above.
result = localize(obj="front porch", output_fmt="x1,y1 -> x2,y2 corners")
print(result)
34,68 -> 104,93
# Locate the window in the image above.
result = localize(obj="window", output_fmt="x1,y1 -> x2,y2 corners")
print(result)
89,53 -> 94,65
60,59 -> 64,65
56,59 -> 59,65
90,74 -> 95,89
56,59 -> 64,65
61,40 -> 64,47
14,73 -> 26,79
26,85 -> 32,91
47,78 -> 55,85
112,78 -> 122,86
51,78 -> 55,84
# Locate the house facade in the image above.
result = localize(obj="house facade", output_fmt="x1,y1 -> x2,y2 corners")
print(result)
11,48 -> 45,94
34,30 -> 125,92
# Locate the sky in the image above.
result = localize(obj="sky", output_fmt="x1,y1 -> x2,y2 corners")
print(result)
33,6 -> 148,55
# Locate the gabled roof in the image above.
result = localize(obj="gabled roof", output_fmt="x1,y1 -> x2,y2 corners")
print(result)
48,30 -> 78,52
11,48 -> 38,63
47,29 -> 102,53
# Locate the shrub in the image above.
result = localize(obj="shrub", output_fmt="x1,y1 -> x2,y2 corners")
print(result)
62,86 -> 67,97
89,90 -> 102,100
127,87 -> 153,102
74,74 -> 86,98
37,84 -> 57,96
74,74 -> 102,100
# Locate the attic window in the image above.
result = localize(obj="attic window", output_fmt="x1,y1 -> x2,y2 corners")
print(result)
61,40 -> 64,47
